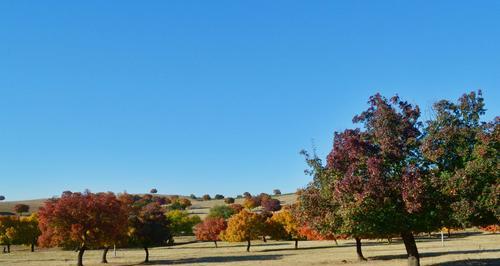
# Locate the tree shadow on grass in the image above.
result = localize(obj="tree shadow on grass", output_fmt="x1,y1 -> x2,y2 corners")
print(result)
174,242 -> 290,249
133,254 -> 284,265
369,249 -> 500,261
260,245 -> 336,252
429,258 -> 500,266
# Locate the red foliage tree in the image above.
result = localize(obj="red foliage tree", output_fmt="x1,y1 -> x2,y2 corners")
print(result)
194,217 -> 227,247
38,191 -> 128,266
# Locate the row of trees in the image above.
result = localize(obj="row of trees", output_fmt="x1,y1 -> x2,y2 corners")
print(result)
0,214 -> 40,253
294,91 -> 498,266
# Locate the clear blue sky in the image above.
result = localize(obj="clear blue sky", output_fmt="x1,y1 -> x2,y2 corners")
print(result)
1,1 -> 499,201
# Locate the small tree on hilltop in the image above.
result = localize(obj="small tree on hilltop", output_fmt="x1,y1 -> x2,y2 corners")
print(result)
214,194 -> 225,200
38,191 -> 128,266
208,205 -> 235,219
0,196 -> 5,201
220,210 -> 263,252
224,197 -> 235,204
129,202 -> 172,263
150,188 -> 158,194
243,192 -> 251,198
202,194 -> 211,201
194,217 -> 227,248
273,189 -> 281,195
14,204 -> 30,216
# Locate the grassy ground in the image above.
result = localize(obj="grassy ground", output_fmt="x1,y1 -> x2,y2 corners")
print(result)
1,231 -> 498,266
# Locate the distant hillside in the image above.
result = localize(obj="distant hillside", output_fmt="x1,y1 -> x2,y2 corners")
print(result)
0,193 -> 297,218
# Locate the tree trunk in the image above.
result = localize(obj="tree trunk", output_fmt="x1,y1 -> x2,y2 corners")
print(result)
447,228 -> 451,238
214,241 -> 218,248
7,244 -> 10,253
294,239 -> 298,249
77,246 -> 86,266
101,247 -> 109,263
401,231 -> 420,266
262,236 -> 267,242
144,247 -> 149,263
355,237 -> 367,261
246,239 -> 251,252
333,236 -> 339,246
31,242 -> 35,252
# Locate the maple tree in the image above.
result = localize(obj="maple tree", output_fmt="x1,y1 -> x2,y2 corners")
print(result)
194,217 -> 227,247
38,191 -> 128,266
220,209 -> 264,252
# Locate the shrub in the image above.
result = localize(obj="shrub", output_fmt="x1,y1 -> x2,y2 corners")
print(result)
214,194 -> 225,200
202,194 -> 211,201
224,197 -> 235,204
14,204 -> 30,215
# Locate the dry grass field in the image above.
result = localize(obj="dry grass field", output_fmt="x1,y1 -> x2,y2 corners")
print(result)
0,231 -> 499,266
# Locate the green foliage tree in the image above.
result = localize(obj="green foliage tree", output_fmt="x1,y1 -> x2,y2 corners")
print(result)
9,213 -> 41,252
166,210 -> 201,236
208,205 -> 235,219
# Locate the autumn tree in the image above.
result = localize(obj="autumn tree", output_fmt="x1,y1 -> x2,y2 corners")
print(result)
128,202 -> 172,263
14,204 -> 30,215
0,215 -> 16,253
9,213 -> 41,252
243,196 -> 260,209
220,210 -> 263,252
261,198 -> 281,212
194,217 -> 227,247
169,198 -> 192,210
268,209 -> 302,249
422,91 -> 499,229
229,204 -> 244,214
325,94 -> 441,266
166,210 -> 201,236
38,191 -> 128,266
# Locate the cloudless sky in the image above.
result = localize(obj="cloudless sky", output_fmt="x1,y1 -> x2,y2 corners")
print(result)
1,1 -> 499,201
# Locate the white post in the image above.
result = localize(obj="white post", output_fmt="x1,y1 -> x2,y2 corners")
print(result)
441,230 -> 444,247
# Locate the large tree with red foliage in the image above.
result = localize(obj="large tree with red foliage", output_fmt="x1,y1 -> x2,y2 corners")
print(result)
194,217 -> 227,247
38,191 -> 128,266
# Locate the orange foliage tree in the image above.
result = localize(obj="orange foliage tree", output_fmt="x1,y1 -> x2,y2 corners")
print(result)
194,217 -> 227,247
38,191 -> 128,266
220,210 -> 263,252
268,209 -> 303,249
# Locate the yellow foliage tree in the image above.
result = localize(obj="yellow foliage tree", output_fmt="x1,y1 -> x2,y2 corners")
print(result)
268,209 -> 303,249
220,210 -> 263,252
9,213 -> 41,252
